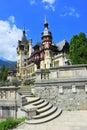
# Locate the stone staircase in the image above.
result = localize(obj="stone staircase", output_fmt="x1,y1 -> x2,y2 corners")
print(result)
18,87 -> 33,97
18,86 -> 34,106
18,86 -> 62,124
21,97 -> 62,124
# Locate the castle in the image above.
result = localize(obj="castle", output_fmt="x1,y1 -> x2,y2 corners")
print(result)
0,19 -> 87,120
16,18 -> 70,78
16,18 -> 87,111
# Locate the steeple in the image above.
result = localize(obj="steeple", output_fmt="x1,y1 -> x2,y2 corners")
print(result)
44,16 -> 47,24
21,29 -> 27,44
41,17 -> 52,42
44,16 -> 48,28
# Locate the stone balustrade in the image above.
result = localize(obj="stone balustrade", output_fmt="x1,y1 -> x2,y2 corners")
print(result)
36,64 -> 87,81
0,86 -> 20,118
35,64 -> 87,110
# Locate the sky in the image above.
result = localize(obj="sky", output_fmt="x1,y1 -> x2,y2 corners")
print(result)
0,0 -> 87,61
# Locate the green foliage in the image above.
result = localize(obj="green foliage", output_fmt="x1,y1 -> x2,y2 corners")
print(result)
31,93 -> 36,97
0,65 -> 8,82
31,72 -> 36,77
67,109 -> 71,111
43,68 -> 50,73
69,32 -> 87,64
0,117 -> 26,130
30,79 -> 35,85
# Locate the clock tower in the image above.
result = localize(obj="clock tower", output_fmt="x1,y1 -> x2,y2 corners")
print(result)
41,17 -> 53,68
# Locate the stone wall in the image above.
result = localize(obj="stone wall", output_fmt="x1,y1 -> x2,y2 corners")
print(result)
35,64 -> 87,110
35,85 -> 87,110
0,86 -> 20,119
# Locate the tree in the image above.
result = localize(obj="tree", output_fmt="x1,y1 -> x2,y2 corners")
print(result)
0,65 -> 8,81
69,32 -> 87,64
2,67 -> 8,81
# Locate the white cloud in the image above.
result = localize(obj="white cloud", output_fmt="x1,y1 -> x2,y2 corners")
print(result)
60,13 -> 67,17
75,13 -> 80,18
29,0 -> 36,5
42,0 -> 55,5
8,16 -> 15,23
60,7 -> 80,18
0,17 -> 22,61
29,0 -> 55,11
42,0 -> 55,11
44,4 -> 55,11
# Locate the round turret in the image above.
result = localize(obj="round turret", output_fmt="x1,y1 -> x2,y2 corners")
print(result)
41,17 -> 52,49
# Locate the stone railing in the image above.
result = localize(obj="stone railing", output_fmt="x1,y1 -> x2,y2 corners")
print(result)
36,64 -> 87,82
35,64 -> 87,110
0,99 -> 20,106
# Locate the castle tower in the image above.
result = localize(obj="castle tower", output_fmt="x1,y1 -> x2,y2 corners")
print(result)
17,30 -> 30,77
41,17 -> 53,69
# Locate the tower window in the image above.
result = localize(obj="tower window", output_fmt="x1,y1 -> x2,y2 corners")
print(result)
45,64 -> 46,68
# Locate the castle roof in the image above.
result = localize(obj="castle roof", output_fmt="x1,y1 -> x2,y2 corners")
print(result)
56,39 -> 69,51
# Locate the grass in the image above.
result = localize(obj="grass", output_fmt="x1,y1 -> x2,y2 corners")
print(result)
31,93 -> 37,97
0,117 -> 26,130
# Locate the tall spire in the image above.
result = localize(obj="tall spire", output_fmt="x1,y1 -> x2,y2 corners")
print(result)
41,17 -> 52,41
44,16 -> 47,24
21,28 -> 27,43
44,16 -> 48,28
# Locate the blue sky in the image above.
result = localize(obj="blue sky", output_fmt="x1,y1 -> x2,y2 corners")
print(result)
0,0 -> 87,61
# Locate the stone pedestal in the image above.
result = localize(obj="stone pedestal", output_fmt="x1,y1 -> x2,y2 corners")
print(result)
26,108 -> 37,120
23,104 -> 37,120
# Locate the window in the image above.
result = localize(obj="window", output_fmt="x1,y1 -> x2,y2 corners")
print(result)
54,61 -> 59,67
35,54 -> 39,59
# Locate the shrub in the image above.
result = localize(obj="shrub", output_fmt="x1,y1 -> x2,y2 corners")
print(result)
31,93 -> 36,97
43,68 -> 50,73
30,79 -> 35,85
31,72 -> 36,77
0,117 -> 26,130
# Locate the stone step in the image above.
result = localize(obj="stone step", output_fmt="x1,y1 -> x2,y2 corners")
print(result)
24,94 -> 33,97
19,89 -> 31,91
35,101 -> 49,109
26,97 -> 41,104
20,96 -> 62,124
31,99 -> 44,106
18,87 -> 32,96
19,88 -> 32,90
19,91 -> 32,95
37,103 -> 53,113
19,91 -> 31,94
25,109 -> 62,124
32,106 -> 57,119
18,89 -> 31,92
21,94 -> 33,97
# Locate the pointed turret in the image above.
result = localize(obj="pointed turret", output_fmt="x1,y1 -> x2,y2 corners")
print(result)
41,17 -> 52,50
41,17 -> 52,47
44,16 -> 48,28
21,29 -> 27,44
41,17 -> 53,69
41,17 -> 52,40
